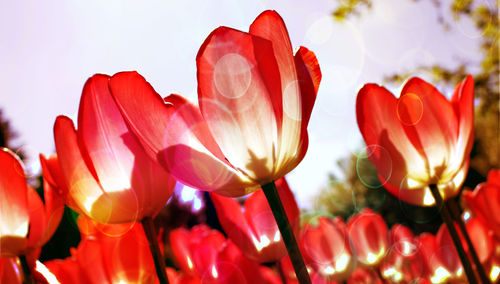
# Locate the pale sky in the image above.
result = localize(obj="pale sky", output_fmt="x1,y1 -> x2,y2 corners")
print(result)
0,0 -> 485,209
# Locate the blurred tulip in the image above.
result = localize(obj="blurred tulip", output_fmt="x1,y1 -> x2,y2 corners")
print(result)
301,216 -> 356,281
433,224 -> 466,282
0,257 -> 24,283
485,237 -> 500,283
0,148 -> 65,257
169,225 -> 272,283
45,216 -> 156,283
109,10 -> 321,197
346,267 -> 383,284
356,76 -> 474,206
463,169 -> 500,238
433,213 -> 493,283
380,225 -> 425,283
53,74 -> 176,224
347,208 -> 388,267
279,255 -> 343,284
210,177 -> 300,262
166,267 -> 201,284
417,232 -> 457,283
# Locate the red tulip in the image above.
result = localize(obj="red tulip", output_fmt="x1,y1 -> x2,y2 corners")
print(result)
434,214 -> 493,279
356,76 -> 474,206
210,177 -> 300,262
109,10 -> 321,197
169,225 -> 270,283
347,208 -> 388,267
463,169 -> 500,238
166,267 -> 201,284
433,224 -> 466,282
45,216 -> 157,283
0,257 -> 24,283
301,216 -> 356,281
380,225 -> 425,283
346,267 -> 383,284
485,237 -> 500,283
53,74 -> 176,224
279,255 -> 342,284
0,148 -> 65,257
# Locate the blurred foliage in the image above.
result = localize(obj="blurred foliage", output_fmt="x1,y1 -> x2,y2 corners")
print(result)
321,0 -> 499,231
0,109 -> 17,149
332,0 -> 372,21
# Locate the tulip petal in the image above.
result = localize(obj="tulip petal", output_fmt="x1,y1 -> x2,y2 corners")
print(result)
197,26 -> 280,182
249,11 -> 306,179
210,193 -> 258,259
0,148 -> 29,256
399,78 -> 459,178
38,154 -> 66,247
26,186 -> 46,249
110,71 -> 254,196
294,46 -> 321,124
79,74 -> 176,221
356,84 -> 427,191
54,116 -> 115,223
449,75 -> 474,176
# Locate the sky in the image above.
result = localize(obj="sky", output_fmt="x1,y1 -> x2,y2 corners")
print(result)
0,0 -> 487,209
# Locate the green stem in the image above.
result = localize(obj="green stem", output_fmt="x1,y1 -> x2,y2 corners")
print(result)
262,181 -> 311,284
19,255 -> 34,284
447,199 -> 491,284
429,184 -> 477,284
141,217 -> 169,284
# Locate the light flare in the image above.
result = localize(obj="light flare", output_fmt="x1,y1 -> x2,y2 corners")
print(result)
490,266 -> 500,281
430,267 -> 451,283
35,260 -> 61,284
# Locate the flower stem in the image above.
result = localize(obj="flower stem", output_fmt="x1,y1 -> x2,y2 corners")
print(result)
429,184 -> 477,284
262,181 -> 311,284
141,217 -> 169,284
19,255 -> 34,284
447,199 -> 491,284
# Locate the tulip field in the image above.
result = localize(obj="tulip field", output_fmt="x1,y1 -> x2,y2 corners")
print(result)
0,1 -> 498,284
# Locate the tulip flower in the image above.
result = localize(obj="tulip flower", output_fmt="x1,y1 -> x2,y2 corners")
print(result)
109,10 -> 320,197
347,267 -> 383,284
0,257 -> 24,283
417,232 -> 456,283
0,148 -> 65,283
278,255 -> 342,284
53,74 -> 176,283
380,225 -> 425,283
356,75 -> 474,206
435,214 -> 493,273
463,169 -> 500,238
110,10 -> 320,282
169,225 -> 271,283
485,237 -> 500,283
347,208 -> 388,267
301,216 -> 356,281
210,177 -> 300,263
45,216 -> 157,284
53,74 -> 176,224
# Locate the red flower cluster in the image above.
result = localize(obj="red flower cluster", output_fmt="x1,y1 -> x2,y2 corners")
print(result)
0,6 -> 497,284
